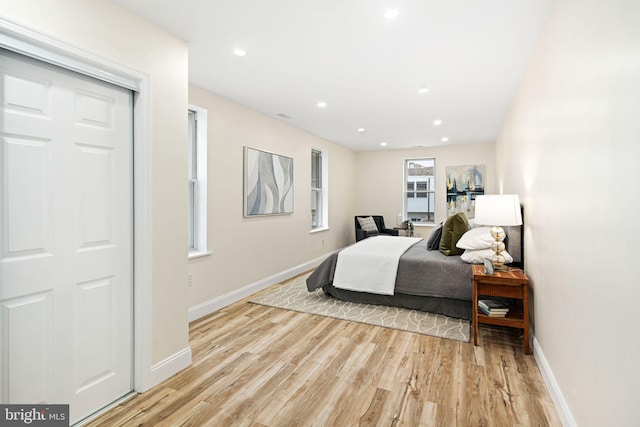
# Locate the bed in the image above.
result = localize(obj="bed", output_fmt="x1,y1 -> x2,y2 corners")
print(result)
306,218 -> 523,321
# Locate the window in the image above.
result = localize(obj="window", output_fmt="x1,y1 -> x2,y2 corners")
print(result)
404,158 -> 435,223
311,148 -> 328,230
188,105 -> 208,257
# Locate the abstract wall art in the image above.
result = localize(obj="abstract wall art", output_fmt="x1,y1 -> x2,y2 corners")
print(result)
446,164 -> 485,218
244,147 -> 294,216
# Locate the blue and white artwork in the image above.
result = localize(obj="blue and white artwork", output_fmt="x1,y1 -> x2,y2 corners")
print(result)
446,164 -> 485,219
244,147 -> 294,216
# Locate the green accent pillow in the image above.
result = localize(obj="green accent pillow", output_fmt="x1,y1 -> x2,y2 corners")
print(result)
439,213 -> 469,256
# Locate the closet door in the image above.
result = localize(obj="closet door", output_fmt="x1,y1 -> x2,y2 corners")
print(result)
0,49 -> 133,424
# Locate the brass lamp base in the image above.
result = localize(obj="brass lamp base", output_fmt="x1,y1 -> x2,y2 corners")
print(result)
490,225 -> 508,271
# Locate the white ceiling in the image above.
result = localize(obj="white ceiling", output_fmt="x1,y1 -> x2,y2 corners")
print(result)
111,0 -> 552,151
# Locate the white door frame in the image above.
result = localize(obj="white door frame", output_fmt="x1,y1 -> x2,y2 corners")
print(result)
0,17 -> 155,392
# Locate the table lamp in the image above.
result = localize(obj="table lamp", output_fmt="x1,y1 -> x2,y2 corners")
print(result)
473,194 -> 522,271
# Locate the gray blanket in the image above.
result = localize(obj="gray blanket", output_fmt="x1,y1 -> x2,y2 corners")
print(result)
306,239 -> 472,300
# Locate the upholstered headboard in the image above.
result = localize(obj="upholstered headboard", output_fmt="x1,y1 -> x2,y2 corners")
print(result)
503,207 -> 524,268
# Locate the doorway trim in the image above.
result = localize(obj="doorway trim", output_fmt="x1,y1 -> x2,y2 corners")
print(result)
0,17 -> 155,392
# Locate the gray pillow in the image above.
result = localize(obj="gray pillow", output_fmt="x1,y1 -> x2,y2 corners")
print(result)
357,216 -> 379,233
426,223 -> 443,250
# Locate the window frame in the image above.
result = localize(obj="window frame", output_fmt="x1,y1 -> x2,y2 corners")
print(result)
188,104 -> 210,258
403,158 -> 436,224
311,148 -> 329,231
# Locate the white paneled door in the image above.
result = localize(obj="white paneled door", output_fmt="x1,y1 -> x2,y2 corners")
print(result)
0,49 -> 133,424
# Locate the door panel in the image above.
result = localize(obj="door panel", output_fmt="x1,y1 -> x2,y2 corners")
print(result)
75,276 -> 115,390
77,144 -> 113,247
1,291 -> 53,404
4,137 -> 53,258
4,72 -> 51,117
0,49 -> 133,424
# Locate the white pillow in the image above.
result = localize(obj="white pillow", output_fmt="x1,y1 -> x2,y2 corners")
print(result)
460,248 -> 513,264
456,227 -> 494,250
357,216 -> 379,233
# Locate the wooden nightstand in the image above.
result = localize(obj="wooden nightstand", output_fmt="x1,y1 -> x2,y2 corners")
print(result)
472,264 -> 530,354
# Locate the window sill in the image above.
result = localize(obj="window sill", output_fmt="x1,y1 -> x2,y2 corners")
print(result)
188,250 -> 212,260
309,227 -> 330,234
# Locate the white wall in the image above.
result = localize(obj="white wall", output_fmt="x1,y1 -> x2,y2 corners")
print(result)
0,0 -> 190,368
355,142 -> 495,236
187,85 -> 356,311
495,0 -> 640,425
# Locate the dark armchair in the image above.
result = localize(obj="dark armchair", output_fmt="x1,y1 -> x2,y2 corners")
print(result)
355,215 -> 399,241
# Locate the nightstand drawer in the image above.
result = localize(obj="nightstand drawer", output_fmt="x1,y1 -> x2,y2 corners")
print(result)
476,283 -> 524,299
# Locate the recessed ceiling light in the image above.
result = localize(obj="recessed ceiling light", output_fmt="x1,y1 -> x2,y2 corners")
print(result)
384,9 -> 399,19
441,137 -> 449,142
380,141 -> 388,146
433,119 -> 442,126
357,128 -> 366,133
233,49 -> 247,57
317,102 -> 327,108
418,87 -> 429,94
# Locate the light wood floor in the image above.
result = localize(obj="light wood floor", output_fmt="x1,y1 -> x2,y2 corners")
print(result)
87,283 -> 561,427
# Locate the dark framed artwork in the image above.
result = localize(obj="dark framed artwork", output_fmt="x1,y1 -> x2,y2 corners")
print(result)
244,146 -> 294,216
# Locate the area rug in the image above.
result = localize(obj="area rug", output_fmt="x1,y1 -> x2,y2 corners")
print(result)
250,273 -> 470,342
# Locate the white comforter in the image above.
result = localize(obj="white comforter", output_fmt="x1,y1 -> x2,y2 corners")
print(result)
332,236 -> 422,295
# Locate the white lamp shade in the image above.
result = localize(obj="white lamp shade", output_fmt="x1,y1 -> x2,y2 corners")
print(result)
474,194 -> 522,226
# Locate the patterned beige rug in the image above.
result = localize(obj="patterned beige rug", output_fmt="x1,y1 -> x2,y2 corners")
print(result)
250,272 -> 470,342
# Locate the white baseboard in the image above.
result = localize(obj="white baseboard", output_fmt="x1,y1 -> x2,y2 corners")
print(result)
188,252 -> 335,322
532,335 -> 577,427
145,346 -> 192,391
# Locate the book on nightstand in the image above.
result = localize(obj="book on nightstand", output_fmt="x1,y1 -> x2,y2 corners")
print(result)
478,299 -> 509,317
479,307 -> 508,317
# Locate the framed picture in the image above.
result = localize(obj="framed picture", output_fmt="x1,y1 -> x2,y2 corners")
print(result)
244,146 -> 294,217
446,164 -> 485,218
